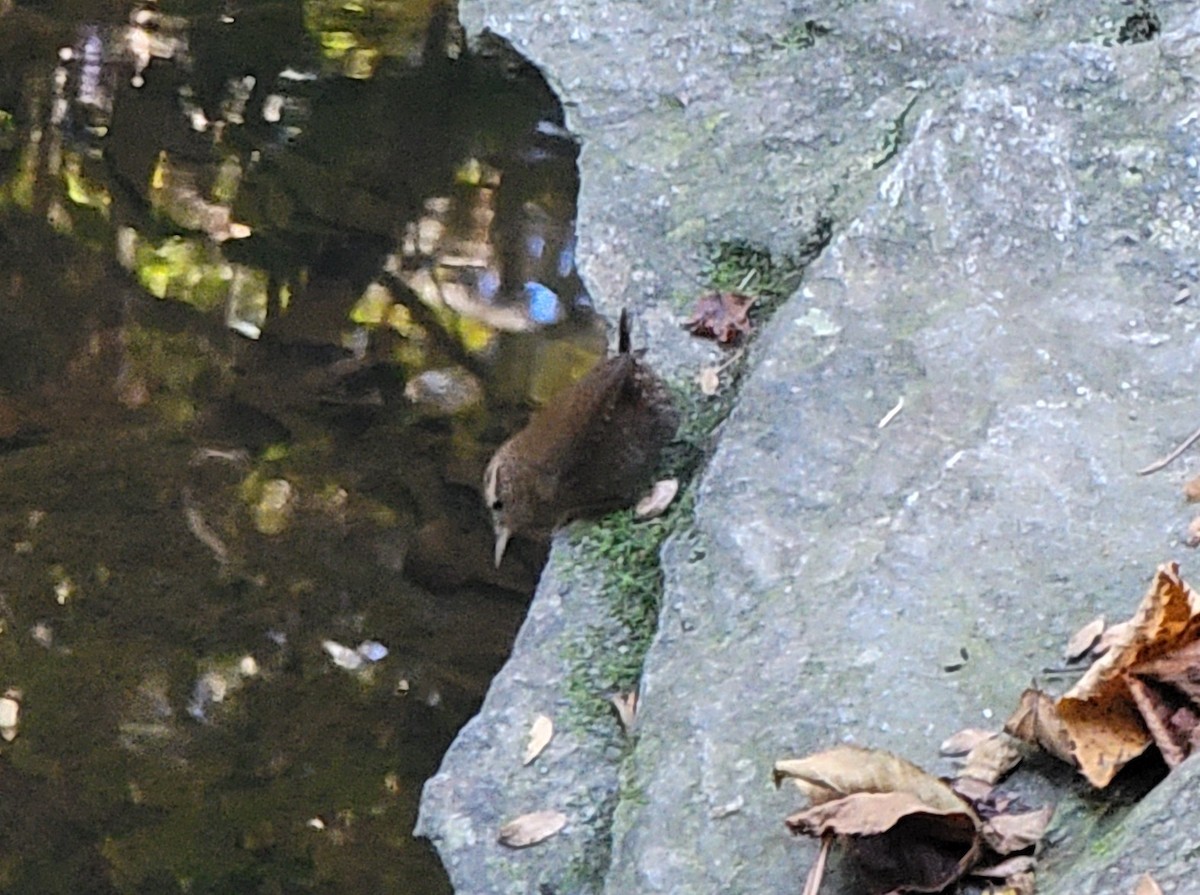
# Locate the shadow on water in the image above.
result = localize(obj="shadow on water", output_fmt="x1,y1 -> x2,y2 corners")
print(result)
0,2 -> 598,891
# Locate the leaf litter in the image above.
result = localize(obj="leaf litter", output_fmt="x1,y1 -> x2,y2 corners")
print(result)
684,292 -> 755,344
1006,562 -> 1200,786
775,744 -> 1049,894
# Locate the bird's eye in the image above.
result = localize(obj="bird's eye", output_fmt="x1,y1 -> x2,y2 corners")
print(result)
491,499 -> 504,511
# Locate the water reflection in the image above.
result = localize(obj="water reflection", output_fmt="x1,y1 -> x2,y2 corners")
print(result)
0,2 -> 595,891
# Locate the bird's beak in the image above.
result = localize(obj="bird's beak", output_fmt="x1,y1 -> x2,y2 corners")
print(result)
493,526 -> 511,568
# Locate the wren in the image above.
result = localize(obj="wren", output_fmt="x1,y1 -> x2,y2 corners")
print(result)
483,309 -> 679,566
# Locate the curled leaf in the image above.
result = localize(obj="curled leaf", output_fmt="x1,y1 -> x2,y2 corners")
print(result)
1005,688 -> 1076,767
635,479 -> 678,519
610,692 -> 638,733
778,745 -> 982,895
960,732 -> 1023,785
939,728 -> 994,756
775,744 -> 972,815
786,791 -> 981,894
980,806 -> 1054,855
1065,616 -> 1105,662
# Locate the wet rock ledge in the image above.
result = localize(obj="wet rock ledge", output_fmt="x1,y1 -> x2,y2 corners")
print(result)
420,2 -> 1200,893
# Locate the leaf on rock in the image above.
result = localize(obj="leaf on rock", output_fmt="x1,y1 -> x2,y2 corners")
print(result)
1184,475 -> 1200,503
697,366 -> 721,396
1005,688 -> 1076,767
1135,873 -> 1165,895
774,745 -> 973,814
497,810 -> 566,848
980,806 -> 1054,855
1126,642 -> 1200,769
1054,562 -> 1200,786
939,728 -> 994,756
635,478 -> 679,519
778,746 -> 982,895
972,855 -> 1037,878
950,775 -> 994,805
523,714 -> 553,766
610,691 -> 637,733
786,791 -> 981,894
1094,619 -> 1132,657
684,292 -> 755,344
1008,563 -> 1200,786
959,732 -> 1024,785
1065,616 -> 1106,662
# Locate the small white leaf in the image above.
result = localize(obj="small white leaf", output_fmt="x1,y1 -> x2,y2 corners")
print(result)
611,692 -> 638,733
523,714 -> 553,765
635,479 -> 678,519
498,810 -> 566,848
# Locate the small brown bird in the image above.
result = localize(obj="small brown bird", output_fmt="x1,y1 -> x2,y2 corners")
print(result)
483,309 -> 679,566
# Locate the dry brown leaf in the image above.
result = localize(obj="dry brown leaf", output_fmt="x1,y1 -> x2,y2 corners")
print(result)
1065,615 -> 1106,662
523,714 -> 553,766
960,732 -> 1023,785
774,745 -> 973,816
635,478 -> 679,519
1184,475 -> 1200,503
784,789 -> 975,839
972,855 -> 1037,878
980,806 -> 1054,855
1126,675 -> 1189,769
939,728 -> 994,756
1135,872 -> 1164,895
610,692 -> 637,733
1005,689 -> 1076,767
683,292 -> 755,344
697,366 -> 721,396
779,746 -> 983,895
786,791 -> 981,894
1052,563 -> 1200,786
1130,637 -> 1200,702
497,810 -> 566,848
1095,619 -> 1132,657
950,775 -> 994,805
1126,641 -> 1200,769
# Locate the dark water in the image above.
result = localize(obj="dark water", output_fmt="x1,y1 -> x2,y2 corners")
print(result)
0,2 -> 597,891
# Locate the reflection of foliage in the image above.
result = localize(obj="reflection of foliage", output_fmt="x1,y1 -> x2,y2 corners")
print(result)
0,3 -> 585,890
125,324 -> 231,424
134,238 -> 230,310
0,110 -> 16,152
303,0 -> 448,76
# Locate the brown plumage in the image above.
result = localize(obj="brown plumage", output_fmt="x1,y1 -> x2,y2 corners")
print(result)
483,309 -> 679,566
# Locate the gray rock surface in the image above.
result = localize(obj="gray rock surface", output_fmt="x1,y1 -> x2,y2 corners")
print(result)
420,2 -> 1200,893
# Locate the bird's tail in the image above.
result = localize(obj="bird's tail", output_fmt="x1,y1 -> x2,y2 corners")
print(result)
618,308 -> 631,354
